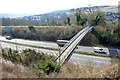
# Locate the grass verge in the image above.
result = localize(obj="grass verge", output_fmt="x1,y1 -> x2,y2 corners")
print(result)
75,51 -> 110,57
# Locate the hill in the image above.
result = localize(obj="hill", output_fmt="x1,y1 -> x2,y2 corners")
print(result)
1,5 -> 119,26
17,5 -> 112,21
1,5 -> 117,20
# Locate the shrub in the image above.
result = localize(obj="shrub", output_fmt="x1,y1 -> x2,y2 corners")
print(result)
28,26 -> 36,32
1,48 -> 59,75
28,26 -> 34,30
40,60 -> 60,75
1,48 -> 21,63
4,26 -> 120,47
11,26 -> 82,42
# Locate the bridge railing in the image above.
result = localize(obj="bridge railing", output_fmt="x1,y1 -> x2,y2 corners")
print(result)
53,26 -> 91,62
59,26 -> 94,65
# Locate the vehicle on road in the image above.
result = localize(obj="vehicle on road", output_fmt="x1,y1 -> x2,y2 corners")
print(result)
94,47 -> 106,53
57,40 -> 78,49
57,40 -> 69,47
5,36 -> 13,40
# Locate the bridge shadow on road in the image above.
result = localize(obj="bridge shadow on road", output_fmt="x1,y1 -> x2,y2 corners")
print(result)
108,48 -> 120,77
108,48 -> 119,56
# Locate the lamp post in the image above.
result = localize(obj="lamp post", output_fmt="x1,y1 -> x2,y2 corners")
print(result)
58,44 -> 61,66
0,27 -> 2,36
15,39 -> 18,51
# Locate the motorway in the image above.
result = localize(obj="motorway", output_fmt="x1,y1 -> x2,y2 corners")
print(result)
0,37 -> 112,66
0,36 -> 116,55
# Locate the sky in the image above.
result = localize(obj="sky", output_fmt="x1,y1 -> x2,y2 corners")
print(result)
0,0 -> 120,14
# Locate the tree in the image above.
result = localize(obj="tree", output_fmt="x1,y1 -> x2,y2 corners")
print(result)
67,17 -> 71,25
28,26 -> 34,30
47,18 -> 49,26
51,19 -> 57,26
28,26 -> 36,32
75,10 -> 81,25
80,18 -> 87,26
89,12 -> 106,26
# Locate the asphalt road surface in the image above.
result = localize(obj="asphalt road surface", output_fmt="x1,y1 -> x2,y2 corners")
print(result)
0,41 -> 111,67
1,36 -> 119,56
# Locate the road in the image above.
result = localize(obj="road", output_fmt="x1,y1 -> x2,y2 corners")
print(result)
0,36 -> 118,55
0,41 -> 111,67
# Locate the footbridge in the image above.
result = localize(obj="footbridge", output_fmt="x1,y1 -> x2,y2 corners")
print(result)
53,26 -> 94,66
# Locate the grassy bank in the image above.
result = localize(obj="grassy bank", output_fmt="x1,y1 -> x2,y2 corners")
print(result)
1,48 -> 119,78
1,48 -> 60,77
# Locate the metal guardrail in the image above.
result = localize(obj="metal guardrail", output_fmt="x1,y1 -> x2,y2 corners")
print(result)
54,26 -> 91,62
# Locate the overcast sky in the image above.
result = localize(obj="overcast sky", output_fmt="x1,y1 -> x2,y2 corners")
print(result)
0,0 -> 119,14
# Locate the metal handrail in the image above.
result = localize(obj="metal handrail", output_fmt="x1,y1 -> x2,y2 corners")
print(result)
54,26 -> 90,62
63,26 -> 90,49
59,26 -> 94,65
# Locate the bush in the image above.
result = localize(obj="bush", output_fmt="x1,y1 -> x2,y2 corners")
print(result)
4,25 -> 120,47
28,26 -> 36,32
11,26 -> 82,42
40,60 -> 60,75
94,26 -> 120,47
28,26 -> 34,30
1,48 -> 59,75
1,48 -> 21,63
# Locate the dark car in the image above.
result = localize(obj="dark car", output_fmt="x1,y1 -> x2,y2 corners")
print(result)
5,36 -> 13,40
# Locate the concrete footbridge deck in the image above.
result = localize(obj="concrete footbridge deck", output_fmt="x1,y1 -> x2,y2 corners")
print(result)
54,26 -> 94,66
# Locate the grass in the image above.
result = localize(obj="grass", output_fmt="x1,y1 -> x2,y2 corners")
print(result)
2,57 -> 119,78
75,52 -> 110,57
45,62 -> 119,78
85,64 -> 119,78
1,48 -> 59,77
0,40 -> 112,58
1,48 -> 119,78
1,56 -> 39,78
0,49 -> 39,78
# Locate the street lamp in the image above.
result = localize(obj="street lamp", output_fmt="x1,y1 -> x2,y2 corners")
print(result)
58,44 -> 61,66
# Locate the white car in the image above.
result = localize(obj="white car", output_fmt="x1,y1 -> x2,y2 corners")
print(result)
94,47 -> 106,53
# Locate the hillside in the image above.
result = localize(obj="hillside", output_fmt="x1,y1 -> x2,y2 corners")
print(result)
0,48 -> 119,78
17,5 -> 114,21
1,5 -> 118,20
1,5 -> 119,26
